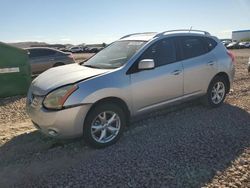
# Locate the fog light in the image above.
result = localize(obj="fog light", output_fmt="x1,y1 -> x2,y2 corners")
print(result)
48,129 -> 58,137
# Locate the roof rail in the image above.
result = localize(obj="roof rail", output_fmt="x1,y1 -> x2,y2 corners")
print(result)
155,29 -> 211,38
120,32 -> 157,39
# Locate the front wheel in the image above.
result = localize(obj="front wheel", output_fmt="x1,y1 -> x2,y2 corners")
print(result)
203,77 -> 227,108
83,103 -> 126,148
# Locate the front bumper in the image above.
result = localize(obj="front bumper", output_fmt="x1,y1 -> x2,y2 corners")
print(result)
26,96 -> 92,138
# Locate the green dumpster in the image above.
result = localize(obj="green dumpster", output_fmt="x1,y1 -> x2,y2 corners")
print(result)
0,42 -> 31,98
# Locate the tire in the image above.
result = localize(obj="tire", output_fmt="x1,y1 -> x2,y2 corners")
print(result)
203,76 -> 228,108
53,62 -> 64,67
83,103 -> 126,148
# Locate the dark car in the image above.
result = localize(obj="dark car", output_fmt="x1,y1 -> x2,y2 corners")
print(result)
89,47 -> 104,53
26,47 -> 75,75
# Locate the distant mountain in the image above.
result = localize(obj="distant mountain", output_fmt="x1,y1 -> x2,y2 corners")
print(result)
7,41 -> 105,49
8,42 -> 49,48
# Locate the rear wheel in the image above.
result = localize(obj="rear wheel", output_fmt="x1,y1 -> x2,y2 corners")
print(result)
83,103 -> 126,148
203,76 -> 227,108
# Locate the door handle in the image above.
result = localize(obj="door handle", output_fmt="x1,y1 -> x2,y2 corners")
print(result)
171,70 -> 182,75
207,61 -> 215,66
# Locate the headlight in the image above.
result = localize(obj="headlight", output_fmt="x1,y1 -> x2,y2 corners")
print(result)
43,85 -> 78,110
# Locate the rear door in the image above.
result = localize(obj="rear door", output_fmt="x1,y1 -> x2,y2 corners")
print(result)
177,36 -> 218,95
28,49 -> 56,74
130,37 -> 184,113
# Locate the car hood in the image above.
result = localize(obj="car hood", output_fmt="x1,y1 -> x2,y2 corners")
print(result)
31,64 -> 110,95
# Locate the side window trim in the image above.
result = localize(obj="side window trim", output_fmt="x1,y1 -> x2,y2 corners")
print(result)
127,37 -> 178,74
178,36 -> 209,61
174,37 -> 185,61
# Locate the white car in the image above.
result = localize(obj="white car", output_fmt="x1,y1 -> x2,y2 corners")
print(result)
239,42 -> 250,49
70,46 -> 83,53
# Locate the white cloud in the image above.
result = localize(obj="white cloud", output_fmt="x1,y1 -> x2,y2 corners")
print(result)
213,30 -> 232,39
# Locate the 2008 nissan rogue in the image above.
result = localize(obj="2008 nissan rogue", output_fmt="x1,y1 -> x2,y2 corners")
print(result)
27,30 -> 235,148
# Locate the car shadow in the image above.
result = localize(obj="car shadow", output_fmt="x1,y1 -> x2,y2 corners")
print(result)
0,95 -> 26,106
0,102 -> 249,187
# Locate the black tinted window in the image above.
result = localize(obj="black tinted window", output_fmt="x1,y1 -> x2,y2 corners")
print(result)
28,49 -> 56,58
180,37 -> 207,59
204,37 -> 217,51
140,38 -> 176,67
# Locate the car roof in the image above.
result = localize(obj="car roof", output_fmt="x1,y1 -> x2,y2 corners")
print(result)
25,47 -> 64,53
25,47 -> 57,50
119,30 -> 212,42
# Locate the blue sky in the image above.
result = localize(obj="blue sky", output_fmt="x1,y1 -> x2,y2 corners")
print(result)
1,0 -> 250,44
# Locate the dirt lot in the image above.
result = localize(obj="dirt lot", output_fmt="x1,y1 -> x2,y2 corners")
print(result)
72,53 -> 95,63
0,50 -> 249,187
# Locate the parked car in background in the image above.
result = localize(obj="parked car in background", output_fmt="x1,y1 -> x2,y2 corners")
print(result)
82,47 -> 103,53
221,39 -> 232,47
69,46 -> 83,53
27,30 -> 235,148
238,42 -> 250,49
88,47 -> 99,53
81,47 -> 89,53
59,48 -> 70,52
26,47 -> 75,75
226,42 -> 240,49
245,42 -> 250,48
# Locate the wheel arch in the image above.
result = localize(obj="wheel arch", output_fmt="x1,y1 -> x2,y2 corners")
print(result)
86,97 -> 131,125
210,72 -> 230,93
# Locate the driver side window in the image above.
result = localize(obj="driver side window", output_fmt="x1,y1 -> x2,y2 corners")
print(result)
139,38 -> 177,67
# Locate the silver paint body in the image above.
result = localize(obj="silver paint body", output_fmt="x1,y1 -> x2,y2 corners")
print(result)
26,32 -> 235,138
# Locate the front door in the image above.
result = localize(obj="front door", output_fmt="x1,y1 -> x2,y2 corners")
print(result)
129,38 -> 184,113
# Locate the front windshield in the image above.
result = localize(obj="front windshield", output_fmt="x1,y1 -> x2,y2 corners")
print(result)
83,40 -> 146,69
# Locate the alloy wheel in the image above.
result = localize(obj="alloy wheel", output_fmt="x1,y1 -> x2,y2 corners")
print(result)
91,111 -> 121,144
211,81 -> 226,104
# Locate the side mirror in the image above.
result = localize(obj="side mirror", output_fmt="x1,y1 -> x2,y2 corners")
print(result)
138,59 -> 155,70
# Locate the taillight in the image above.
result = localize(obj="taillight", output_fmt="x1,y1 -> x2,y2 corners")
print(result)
68,53 -> 75,61
227,50 -> 235,64
68,53 -> 73,58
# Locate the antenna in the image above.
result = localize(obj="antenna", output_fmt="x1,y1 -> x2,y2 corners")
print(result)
189,26 -> 193,33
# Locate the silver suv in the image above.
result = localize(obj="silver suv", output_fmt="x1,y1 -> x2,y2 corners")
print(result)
27,30 -> 235,148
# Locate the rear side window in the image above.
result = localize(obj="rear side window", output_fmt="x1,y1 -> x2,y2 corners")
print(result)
179,36 -> 207,59
204,37 -> 217,51
28,49 -> 56,58
139,38 -> 177,67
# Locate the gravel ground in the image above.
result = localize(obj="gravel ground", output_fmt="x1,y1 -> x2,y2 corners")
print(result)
0,50 -> 249,187
0,96 -> 28,125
